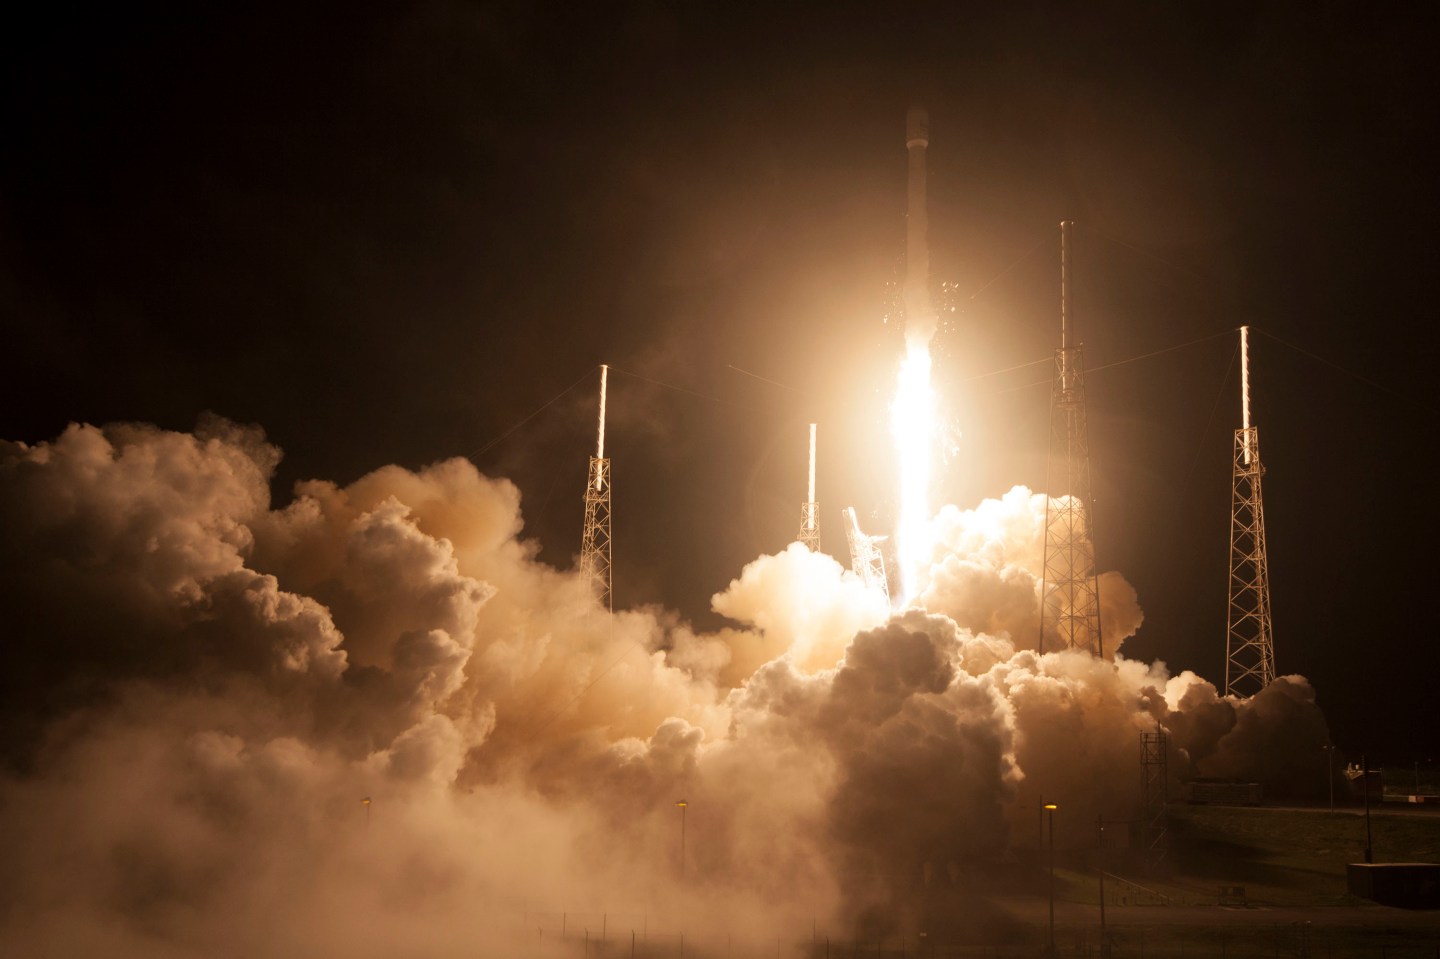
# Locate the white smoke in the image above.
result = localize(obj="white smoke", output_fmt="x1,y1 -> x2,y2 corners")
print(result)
0,419 -> 1329,955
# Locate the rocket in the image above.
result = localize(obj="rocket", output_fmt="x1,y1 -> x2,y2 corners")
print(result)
904,106 -> 935,346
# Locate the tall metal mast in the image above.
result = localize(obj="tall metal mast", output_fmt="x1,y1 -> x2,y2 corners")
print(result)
797,422 -> 820,551
1225,326 -> 1275,695
580,364 -> 613,610
1039,221 -> 1104,656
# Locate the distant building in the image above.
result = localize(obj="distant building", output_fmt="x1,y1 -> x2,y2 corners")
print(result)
1347,863 -> 1440,908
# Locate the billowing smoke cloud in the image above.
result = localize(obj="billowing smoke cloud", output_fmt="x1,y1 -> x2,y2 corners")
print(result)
919,487 -> 1145,654
0,419 -> 1328,955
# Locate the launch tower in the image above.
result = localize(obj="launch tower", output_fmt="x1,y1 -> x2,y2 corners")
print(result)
843,507 -> 891,606
797,423 -> 820,551
1039,221 -> 1104,656
1224,326 -> 1276,696
1140,730 -> 1169,871
579,364 -> 613,610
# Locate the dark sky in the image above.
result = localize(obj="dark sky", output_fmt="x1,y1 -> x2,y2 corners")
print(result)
4,3 -> 1435,759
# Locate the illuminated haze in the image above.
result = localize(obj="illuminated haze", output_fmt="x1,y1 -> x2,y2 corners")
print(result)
0,418 -> 1331,956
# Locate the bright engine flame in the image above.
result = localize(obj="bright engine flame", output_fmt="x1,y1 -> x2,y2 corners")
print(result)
890,337 -> 938,604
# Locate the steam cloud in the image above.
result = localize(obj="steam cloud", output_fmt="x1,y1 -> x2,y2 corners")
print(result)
0,419 -> 1329,956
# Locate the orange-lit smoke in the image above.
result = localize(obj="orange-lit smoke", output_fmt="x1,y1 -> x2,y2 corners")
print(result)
0,419 -> 1330,956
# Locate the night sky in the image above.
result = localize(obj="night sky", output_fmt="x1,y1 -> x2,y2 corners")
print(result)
5,3 -> 1436,759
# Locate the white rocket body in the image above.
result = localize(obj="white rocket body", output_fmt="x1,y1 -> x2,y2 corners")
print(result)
905,107 -> 934,346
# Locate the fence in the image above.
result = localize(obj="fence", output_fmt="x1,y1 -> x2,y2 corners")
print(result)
501,916 -> 1440,959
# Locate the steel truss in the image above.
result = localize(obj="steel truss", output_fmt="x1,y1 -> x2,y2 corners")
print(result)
1225,425 -> 1275,696
797,502 -> 819,552
580,456 -> 612,611
1140,730 -> 1169,871
1040,343 -> 1104,656
843,506 -> 891,606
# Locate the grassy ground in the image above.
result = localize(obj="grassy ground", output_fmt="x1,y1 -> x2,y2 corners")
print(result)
536,806 -> 1440,957
1023,803 -> 1440,957
1140,803 -> 1440,906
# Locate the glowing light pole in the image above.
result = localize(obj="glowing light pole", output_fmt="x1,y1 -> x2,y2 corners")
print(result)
675,799 -> 688,880
1362,754 -> 1373,863
1045,803 -> 1058,958
361,795 -> 372,829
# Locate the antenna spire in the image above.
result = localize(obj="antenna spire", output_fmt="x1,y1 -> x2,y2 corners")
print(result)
596,363 -> 608,463
1240,326 -> 1252,445
1225,328 -> 1275,695
798,423 -> 819,551
1039,220 -> 1104,657
1061,220 -> 1072,351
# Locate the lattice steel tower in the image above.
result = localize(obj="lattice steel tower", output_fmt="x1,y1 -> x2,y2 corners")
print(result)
1140,730 -> 1169,871
797,423 -> 820,551
1039,221 -> 1103,656
579,364 -> 612,611
1224,326 -> 1275,696
843,507 -> 891,606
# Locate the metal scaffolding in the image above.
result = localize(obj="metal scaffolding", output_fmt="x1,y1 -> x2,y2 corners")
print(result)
1225,326 -> 1276,696
843,507 -> 890,606
579,365 -> 612,611
1039,221 -> 1103,656
1140,730 -> 1169,872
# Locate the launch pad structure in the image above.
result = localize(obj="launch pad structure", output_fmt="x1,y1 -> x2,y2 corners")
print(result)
1039,221 -> 1104,657
1224,326 -> 1276,696
1140,730 -> 1169,872
579,364 -> 613,611
843,507 -> 891,605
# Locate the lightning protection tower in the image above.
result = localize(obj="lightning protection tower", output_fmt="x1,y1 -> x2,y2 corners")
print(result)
579,364 -> 612,611
797,423 -> 820,551
843,507 -> 890,606
1224,326 -> 1276,696
1140,729 -> 1169,872
1039,221 -> 1103,656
